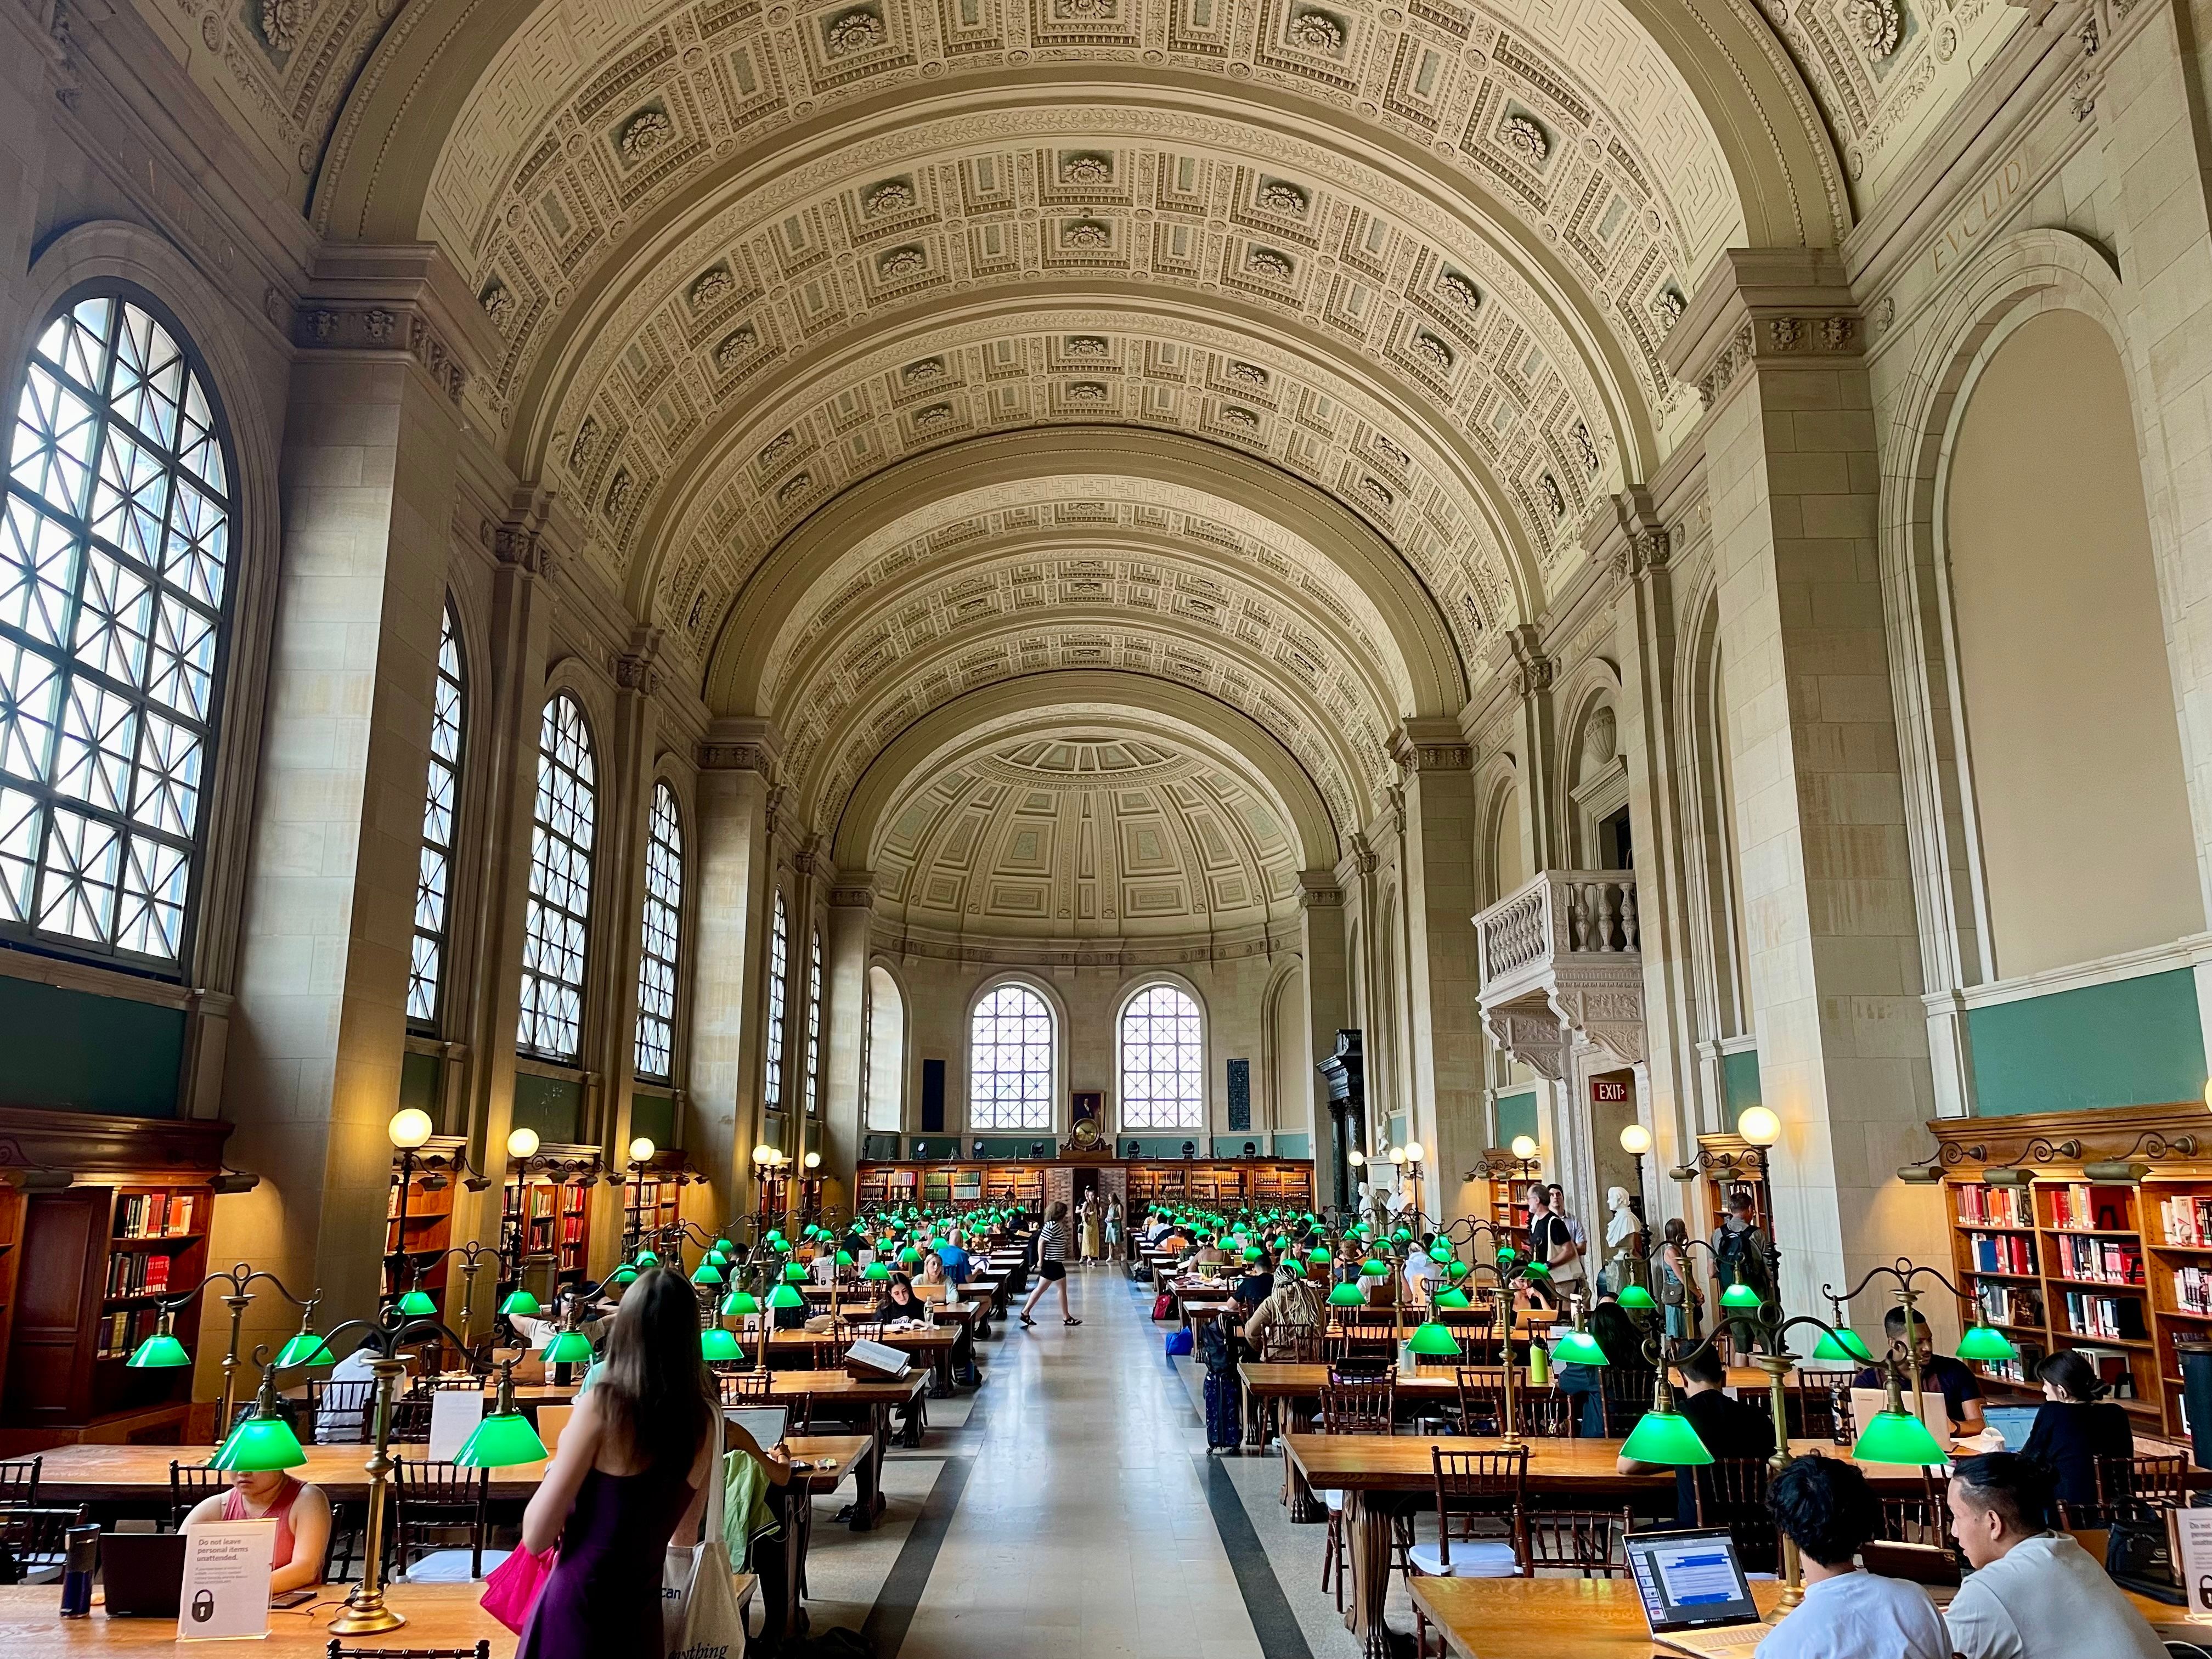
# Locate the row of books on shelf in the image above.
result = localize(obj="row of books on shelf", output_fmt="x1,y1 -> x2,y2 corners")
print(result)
2059,1289 -> 2148,1341
2050,1233 -> 2142,1285
1966,1232 -> 2037,1275
93,1306 -> 160,1361
114,1191 -> 196,1239
1974,1342 -> 2135,1397
2158,1195 -> 2212,1248
1957,1185 -> 2032,1227
105,1250 -> 177,1298
1974,1283 -> 2043,1328
2175,1265 -> 2212,1315
2049,1183 -> 2129,1232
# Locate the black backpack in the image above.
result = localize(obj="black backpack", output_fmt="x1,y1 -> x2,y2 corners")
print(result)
1715,1222 -> 1765,1291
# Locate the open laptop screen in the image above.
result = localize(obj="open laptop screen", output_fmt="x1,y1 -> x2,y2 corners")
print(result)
1626,1529 -> 1762,1632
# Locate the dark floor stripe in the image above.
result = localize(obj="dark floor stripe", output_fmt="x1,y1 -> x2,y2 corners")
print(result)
1197,1451 -> 1314,1659
858,1416 -> 979,1659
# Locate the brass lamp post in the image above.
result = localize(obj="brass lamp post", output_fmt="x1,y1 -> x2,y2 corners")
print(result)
1431,1216 -> 1537,1448
125,1263 -> 326,1441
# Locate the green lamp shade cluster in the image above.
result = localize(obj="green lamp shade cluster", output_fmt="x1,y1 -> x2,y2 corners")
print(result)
1618,1408 -> 1712,1466
1552,1329 -> 1609,1366
1955,1323 -> 2019,1362
1391,1228 -> 1413,1244
211,1412 -> 308,1472
899,1248 -> 922,1267
1812,1328 -> 1876,1364
1852,1409 -> 1948,1465
1447,1260 -> 1471,1282
769,1284 -> 806,1309
699,1327 -> 743,1362
543,1329 -> 595,1364
1327,1283 -> 1365,1307
1615,1284 -> 1657,1312
126,1331 -> 193,1369
455,1411 -> 548,1469
274,1330 -> 336,1369
500,1290 -> 543,1318
1719,1280 -> 1763,1311
1408,1322 -> 1461,1358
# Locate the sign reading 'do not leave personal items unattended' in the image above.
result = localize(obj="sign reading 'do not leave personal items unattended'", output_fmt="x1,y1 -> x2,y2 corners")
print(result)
178,1520 -> 274,1641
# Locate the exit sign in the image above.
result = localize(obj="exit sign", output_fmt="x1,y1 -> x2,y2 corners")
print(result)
1590,1077 -> 1631,1104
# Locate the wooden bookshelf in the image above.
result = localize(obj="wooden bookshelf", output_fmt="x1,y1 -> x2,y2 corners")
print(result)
855,1159 -> 1312,1217
384,1135 -> 460,1301
1934,1105 -> 2212,1437
0,1107 -> 231,1451
500,1153 -> 596,1295
623,1165 -> 682,1255
1694,1131 -> 1774,1247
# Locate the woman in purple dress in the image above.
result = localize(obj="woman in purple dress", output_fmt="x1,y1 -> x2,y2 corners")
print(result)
517,1268 -> 724,1657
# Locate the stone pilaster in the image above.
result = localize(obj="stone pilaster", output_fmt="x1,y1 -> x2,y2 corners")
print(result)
1297,871 -> 1353,1210
823,875 -> 876,1205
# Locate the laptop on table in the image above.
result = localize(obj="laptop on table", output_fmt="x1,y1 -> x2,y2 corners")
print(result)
1626,1527 -> 1774,1656
100,1531 -> 188,1617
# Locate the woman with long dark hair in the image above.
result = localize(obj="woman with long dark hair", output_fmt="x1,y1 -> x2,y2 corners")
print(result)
1019,1201 -> 1079,1326
518,1267 -> 747,1657
2020,1349 -> 2135,1513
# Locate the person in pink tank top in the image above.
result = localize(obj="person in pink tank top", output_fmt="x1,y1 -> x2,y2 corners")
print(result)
182,1466 -> 332,1594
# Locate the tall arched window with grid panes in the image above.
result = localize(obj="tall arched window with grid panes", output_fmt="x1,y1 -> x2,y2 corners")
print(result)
763,893 -> 788,1109
518,693 -> 595,1062
407,603 -> 464,1028
1119,984 -> 1205,1132
3,291 -> 235,966
803,926 -> 822,1116
969,983 -> 1054,1131
634,780 -> 681,1080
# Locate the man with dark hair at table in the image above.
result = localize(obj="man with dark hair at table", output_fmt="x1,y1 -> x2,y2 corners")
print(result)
1755,1458 -> 1948,1659
1944,1452 -> 2164,1659
1618,1341 -> 1771,1526
1853,1307 -> 1985,1433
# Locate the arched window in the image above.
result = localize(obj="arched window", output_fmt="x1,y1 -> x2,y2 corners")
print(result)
969,983 -> 1053,1131
803,927 -> 823,1116
865,963 -> 904,1131
3,291 -> 236,965
634,780 -> 682,1079
1119,984 -> 1205,1131
763,894 -> 788,1108
407,603 -> 464,1028
518,693 -> 595,1062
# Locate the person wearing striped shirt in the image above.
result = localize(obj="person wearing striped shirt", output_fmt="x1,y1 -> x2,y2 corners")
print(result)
1020,1201 -> 1080,1327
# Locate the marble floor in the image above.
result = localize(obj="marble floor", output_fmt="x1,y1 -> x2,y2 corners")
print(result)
791,1263 -> 1385,1659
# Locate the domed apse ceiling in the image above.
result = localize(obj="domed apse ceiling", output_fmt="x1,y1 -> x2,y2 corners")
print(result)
871,734 -> 1304,955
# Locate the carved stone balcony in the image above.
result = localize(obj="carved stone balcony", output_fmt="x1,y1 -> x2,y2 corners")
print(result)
1472,870 -> 1645,1080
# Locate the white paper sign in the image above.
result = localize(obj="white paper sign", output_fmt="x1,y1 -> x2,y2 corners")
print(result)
428,1386 -> 486,1459
177,1521 -> 273,1641
2172,1507 -> 2212,1621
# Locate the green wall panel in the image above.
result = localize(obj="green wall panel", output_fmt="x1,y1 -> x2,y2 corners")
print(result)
1723,1049 -> 1763,1113
398,1051 -> 441,1116
630,1091 -> 675,1149
1494,1088 -> 1538,1149
1968,968 -> 2207,1116
512,1073 -> 583,1143
1271,1133 -> 1312,1159
0,975 -> 181,1118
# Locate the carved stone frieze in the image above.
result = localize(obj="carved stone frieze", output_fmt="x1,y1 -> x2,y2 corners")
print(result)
699,741 -> 777,773
289,304 -> 471,406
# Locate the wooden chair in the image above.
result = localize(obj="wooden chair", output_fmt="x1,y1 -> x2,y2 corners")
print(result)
0,1459 -> 41,1511
328,1645 -> 489,1659
1599,1365 -> 1655,1438
719,1368 -> 774,1403
1693,1458 -> 1778,1575
2067,1453 -> 2191,1527
1409,1448 -> 1530,1656
1878,1472 -> 1954,1549
1525,1506 -> 1633,1578
387,1384 -> 435,1445
391,1460 -> 500,1583
308,1379 -> 377,1445
1317,1374 -> 1399,1610
1453,1369 -> 1506,1437
1516,1389 -> 1577,1439
0,1504 -> 87,1583
1263,1325 -> 1325,1364
168,1461 -> 227,1528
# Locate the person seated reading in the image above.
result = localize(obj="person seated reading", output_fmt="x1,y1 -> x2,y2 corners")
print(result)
182,1465 -> 332,1594
2017,1350 -> 2133,1513
1755,1457 -> 1947,1659
1853,1307 -> 1983,1434
876,1271 -> 927,1323
1619,1342 -> 1771,1528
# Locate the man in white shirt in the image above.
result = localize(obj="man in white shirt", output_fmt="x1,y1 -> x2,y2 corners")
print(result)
1755,1458 -> 1948,1659
1943,1452 -> 2164,1659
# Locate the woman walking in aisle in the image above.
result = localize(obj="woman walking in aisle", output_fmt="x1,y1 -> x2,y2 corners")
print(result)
517,1267 -> 745,1658
1020,1200 -> 1080,1326
1080,1195 -> 1103,1263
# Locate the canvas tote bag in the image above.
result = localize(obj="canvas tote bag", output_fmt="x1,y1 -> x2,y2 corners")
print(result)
663,1435 -> 748,1659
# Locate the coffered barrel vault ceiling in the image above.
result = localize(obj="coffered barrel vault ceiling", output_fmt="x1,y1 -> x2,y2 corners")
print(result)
198,0 -> 2008,882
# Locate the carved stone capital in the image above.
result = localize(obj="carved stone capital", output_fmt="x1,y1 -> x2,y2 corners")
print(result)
291,303 -> 470,406
1394,718 -> 1472,774
1660,250 -> 1860,411
1297,870 -> 1343,909
1505,623 -> 1553,697
698,741 -> 775,774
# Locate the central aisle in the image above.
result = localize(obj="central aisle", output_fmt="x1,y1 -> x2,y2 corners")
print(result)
883,1266 -> 1276,1659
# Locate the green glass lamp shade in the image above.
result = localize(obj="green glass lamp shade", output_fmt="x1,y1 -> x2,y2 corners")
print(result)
613,1267 -> 639,1286
211,1411 -> 308,1472
836,1250 -> 855,1266
1408,1322 -> 1461,1358
454,1412 -> 548,1468
1359,1258 -> 1390,1278
716,1238 -> 736,1254
864,1262 -> 891,1281
273,1329 -> 336,1369
1618,1408 -> 1713,1467
1307,1248 -> 1332,1268
1812,1327 -> 1875,1364
1616,1284 -> 1657,1312
1448,1260 -> 1472,1281
1243,1246 -> 1265,1263
1282,1262 -> 1303,1278
767,1231 -> 786,1246
1351,1225 -> 1371,1241
1955,1323 -> 2019,1362
899,1247 -> 922,1266
699,1327 -> 743,1362
1436,1286 -> 1472,1310
768,1284 -> 806,1310
398,1289 -> 438,1317
1522,1260 -> 1550,1279
499,1290 -> 543,1318
1553,1329 -> 1610,1366
126,1330 -> 193,1369
543,1329 -> 595,1365
1496,1246 -> 1519,1263
634,1250 -> 661,1267
721,1290 -> 760,1317
1853,1409 -> 1948,1465
692,1261 -> 726,1286
1327,1282 -> 1365,1307
930,1239 -> 950,1251
706,1249 -> 731,1269
1392,1228 -> 1413,1244
1719,1280 -> 1763,1311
